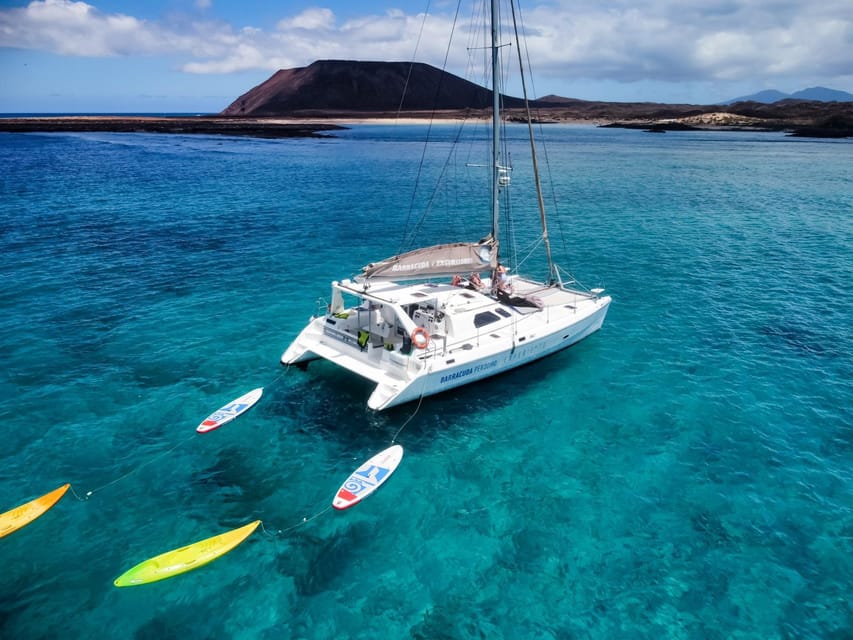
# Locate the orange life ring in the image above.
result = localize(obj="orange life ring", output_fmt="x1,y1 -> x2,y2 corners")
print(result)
411,327 -> 430,349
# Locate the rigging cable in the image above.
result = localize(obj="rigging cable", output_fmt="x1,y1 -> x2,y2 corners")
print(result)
509,0 -> 555,283
513,0 -> 575,281
396,1 -> 432,120
397,1 -> 467,255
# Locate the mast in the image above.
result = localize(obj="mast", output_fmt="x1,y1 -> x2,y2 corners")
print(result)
490,0 -> 501,247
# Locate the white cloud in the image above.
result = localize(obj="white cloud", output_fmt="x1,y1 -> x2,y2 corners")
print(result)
0,0 -> 177,56
1,0 -> 851,95
516,0 -> 853,85
277,8 -> 335,31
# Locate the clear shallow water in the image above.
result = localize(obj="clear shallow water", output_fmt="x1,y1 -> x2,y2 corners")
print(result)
0,126 -> 850,639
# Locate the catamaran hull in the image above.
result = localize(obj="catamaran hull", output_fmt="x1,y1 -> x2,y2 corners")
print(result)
282,296 -> 610,410
366,299 -> 610,410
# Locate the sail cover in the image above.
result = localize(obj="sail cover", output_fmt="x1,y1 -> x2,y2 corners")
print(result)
359,239 -> 497,281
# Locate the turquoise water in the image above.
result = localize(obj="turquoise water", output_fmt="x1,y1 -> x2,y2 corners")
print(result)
0,125 -> 850,639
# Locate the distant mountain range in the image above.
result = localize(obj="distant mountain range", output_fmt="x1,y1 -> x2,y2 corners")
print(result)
725,87 -> 853,104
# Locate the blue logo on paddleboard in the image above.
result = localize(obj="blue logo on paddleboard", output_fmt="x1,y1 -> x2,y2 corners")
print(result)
209,402 -> 248,421
355,465 -> 390,485
343,465 -> 391,496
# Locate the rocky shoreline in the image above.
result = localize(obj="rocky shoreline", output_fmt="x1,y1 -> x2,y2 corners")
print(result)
599,111 -> 853,138
0,116 -> 345,138
1,110 -> 850,139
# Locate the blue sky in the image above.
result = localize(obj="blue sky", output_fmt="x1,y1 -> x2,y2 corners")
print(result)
1,0 -> 851,112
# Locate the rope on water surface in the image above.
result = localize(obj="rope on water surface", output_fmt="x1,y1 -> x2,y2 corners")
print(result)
265,365 -> 292,389
259,505 -> 334,538
68,433 -> 196,501
390,396 -> 423,444
390,359 -> 432,444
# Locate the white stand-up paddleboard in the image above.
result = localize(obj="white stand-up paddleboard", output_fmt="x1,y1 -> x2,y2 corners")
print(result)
197,388 -> 264,433
333,444 -> 404,510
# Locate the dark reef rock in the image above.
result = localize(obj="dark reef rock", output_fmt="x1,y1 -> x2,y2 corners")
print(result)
788,114 -> 853,138
0,116 -> 343,138
601,122 -> 701,132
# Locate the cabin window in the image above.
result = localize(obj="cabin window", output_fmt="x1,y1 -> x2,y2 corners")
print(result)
495,308 -> 511,318
473,311 -> 500,328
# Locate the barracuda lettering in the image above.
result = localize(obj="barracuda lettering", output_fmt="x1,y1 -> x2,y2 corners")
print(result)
441,360 -> 498,384
390,257 -> 475,273
391,260 -> 430,272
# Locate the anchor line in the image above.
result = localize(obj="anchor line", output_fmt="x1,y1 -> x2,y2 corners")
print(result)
391,360 -> 432,444
259,505 -> 334,538
69,433 -> 196,501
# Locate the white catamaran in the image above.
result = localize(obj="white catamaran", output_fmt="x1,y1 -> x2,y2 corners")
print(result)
281,0 -> 611,410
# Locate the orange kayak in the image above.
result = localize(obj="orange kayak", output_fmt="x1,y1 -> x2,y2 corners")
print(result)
0,483 -> 70,539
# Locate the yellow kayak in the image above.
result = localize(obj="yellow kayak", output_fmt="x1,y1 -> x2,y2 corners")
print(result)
114,520 -> 260,587
0,483 -> 70,539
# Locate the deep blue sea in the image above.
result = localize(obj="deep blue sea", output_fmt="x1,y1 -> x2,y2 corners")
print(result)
0,124 -> 850,639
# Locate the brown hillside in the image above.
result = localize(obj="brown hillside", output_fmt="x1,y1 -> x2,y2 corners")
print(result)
222,60 -> 529,116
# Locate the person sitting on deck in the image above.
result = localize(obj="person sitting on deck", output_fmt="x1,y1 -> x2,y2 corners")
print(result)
451,272 -> 485,291
494,264 -> 512,298
493,264 -> 543,309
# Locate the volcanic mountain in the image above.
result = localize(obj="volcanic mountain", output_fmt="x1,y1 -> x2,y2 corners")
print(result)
221,59 -> 529,116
